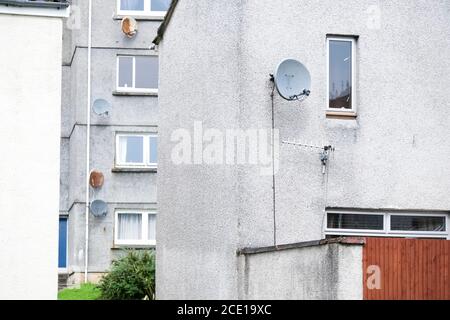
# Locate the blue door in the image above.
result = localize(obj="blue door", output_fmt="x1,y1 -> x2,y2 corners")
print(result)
58,217 -> 68,269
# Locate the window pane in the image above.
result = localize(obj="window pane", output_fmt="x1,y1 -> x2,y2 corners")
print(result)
119,136 -> 144,164
135,56 -> 158,89
118,214 -> 142,240
327,213 -> 384,230
118,56 -> 133,88
148,214 -> 156,241
149,136 -> 158,164
329,40 -> 352,109
151,0 -> 171,12
120,0 -> 145,10
391,216 -> 446,232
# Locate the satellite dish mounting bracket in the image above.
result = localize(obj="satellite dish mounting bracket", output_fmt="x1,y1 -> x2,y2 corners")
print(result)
289,89 -> 311,101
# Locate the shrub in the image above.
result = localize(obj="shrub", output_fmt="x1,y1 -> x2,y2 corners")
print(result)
99,250 -> 155,300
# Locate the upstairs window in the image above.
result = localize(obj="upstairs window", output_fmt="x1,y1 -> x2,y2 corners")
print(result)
117,55 -> 159,93
117,0 -> 171,16
327,37 -> 356,112
116,133 -> 158,168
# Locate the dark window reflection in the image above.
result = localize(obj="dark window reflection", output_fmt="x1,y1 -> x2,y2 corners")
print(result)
327,213 -> 383,230
391,216 -> 446,232
329,40 -> 352,109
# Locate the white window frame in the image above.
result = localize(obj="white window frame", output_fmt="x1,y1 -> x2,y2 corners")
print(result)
326,36 -> 357,113
114,210 -> 156,247
116,55 -> 158,94
115,133 -> 158,169
325,210 -> 449,239
116,0 -> 168,17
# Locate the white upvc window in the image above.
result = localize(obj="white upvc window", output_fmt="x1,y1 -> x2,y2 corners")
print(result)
117,55 -> 159,93
115,133 -> 158,168
325,210 -> 449,239
114,210 -> 156,246
327,36 -> 356,113
117,0 -> 171,17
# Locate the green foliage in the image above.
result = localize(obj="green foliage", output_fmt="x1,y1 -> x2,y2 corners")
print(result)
98,250 -> 155,300
58,283 -> 101,300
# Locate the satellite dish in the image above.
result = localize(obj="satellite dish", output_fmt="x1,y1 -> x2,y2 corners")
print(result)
90,200 -> 108,217
89,170 -> 104,189
274,59 -> 311,101
92,99 -> 111,116
121,16 -> 138,38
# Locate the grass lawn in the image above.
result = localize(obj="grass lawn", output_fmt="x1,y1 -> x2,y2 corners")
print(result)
58,283 -> 101,300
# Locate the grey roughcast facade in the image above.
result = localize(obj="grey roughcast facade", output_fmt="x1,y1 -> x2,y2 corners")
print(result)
59,0 -> 170,286
155,1 -> 450,299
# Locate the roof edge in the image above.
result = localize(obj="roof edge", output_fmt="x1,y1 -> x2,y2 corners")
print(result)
153,0 -> 179,45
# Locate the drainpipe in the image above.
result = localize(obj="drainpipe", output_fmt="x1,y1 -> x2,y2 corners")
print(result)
84,0 -> 93,284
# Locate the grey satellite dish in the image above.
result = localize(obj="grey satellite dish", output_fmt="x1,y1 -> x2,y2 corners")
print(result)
90,199 -> 108,217
274,58 -> 311,101
92,99 -> 111,116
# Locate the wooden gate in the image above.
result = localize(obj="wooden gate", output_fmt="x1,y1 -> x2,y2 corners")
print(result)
363,238 -> 450,300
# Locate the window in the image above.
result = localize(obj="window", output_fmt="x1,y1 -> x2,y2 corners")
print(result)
117,55 -> 159,93
325,211 -> 448,238
115,210 -> 156,246
116,133 -> 158,168
327,213 -> 384,231
117,0 -> 171,16
390,215 -> 446,232
327,37 -> 356,112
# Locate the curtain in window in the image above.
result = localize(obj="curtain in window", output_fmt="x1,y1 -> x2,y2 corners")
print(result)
119,136 -> 128,164
118,214 -> 142,240
148,214 -> 156,241
120,0 -> 145,11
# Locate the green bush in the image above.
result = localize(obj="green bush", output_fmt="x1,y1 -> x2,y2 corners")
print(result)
99,250 -> 155,300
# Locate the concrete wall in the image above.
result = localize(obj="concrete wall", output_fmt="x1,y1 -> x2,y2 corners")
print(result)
60,0 -> 161,278
158,0 -> 450,299
238,243 -> 363,300
0,14 -> 63,300
157,0 -> 242,299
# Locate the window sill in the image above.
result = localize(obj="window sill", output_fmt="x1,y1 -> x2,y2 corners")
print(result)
326,111 -> 357,119
112,167 -> 157,173
111,245 -> 156,250
113,14 -> 165,21
113,90 -> 158,97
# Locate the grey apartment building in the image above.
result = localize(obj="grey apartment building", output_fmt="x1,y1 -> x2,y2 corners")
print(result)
155,1 -> 450,299
59,0 -> 170,286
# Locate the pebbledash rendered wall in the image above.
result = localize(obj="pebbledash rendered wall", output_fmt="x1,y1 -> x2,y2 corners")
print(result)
0,8 -> 67,299
157,1 -> 450,299
238,240 -> 364,300
60,0 -> 159,284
